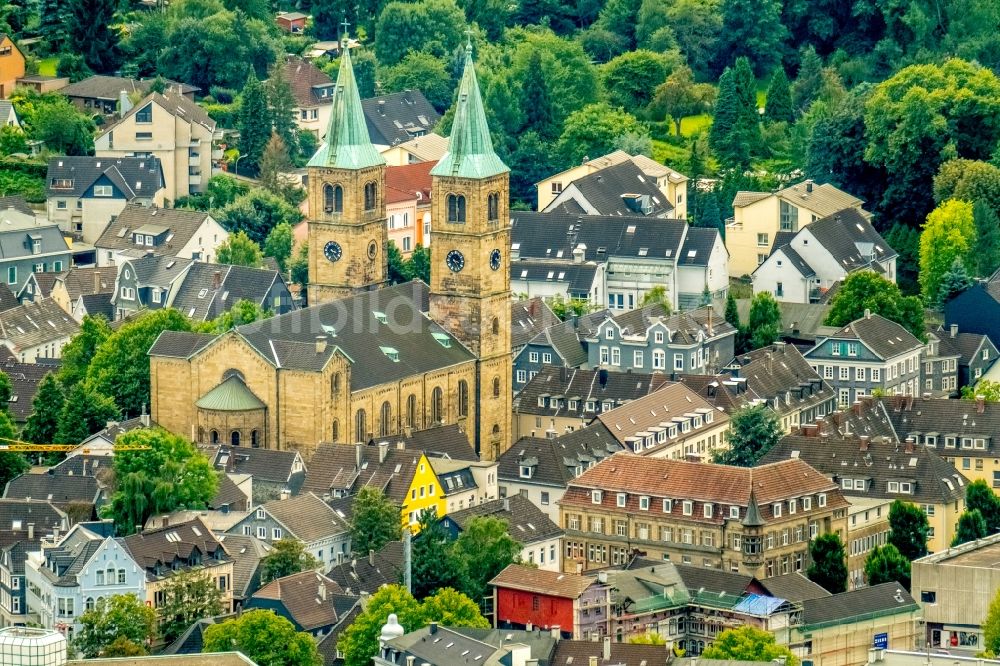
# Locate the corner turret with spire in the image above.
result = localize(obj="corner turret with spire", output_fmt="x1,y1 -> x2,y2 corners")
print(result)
306,24 -> 388,304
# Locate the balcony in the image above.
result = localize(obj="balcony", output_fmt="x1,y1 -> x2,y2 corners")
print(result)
188,154 -> 200,166
189,173 -> 202,186
212,148 -> 223,160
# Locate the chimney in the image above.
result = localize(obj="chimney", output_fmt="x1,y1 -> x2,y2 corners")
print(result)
119,90 -> 133,115
589,657 -> 598,666
378,100 -> 386,115
27,523 -> 33,540
977,395 -> 986,414
213,270 -> 222,289
407,657 -> 415,666
93,271 -> 100,293
603,636 -> 611,661
550,626 -> 561,640
82,459 -> 88,477
573,246 -> 585,264
526,623 -> 533,632
316,335 -> 327,354
951,324 -> 958,338
865,308 -> 872,319
378,440 -> 389,463
53,526 -> 59,541
904,437 -> 915,454
805,180 -> 813,193
140,403 -> 150,427
355,443 -> 363,469
369,549 -> 376,566
318,582 -> 327,601
598,368 -> 608,388
429,622 -> 438,635
852,401 -> 862,416
503,498 -> 510,512
859,435 -> 870,452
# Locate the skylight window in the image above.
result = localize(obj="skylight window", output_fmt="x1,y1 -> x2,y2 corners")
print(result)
380,346 -> 400,362
432,332 -> 451,348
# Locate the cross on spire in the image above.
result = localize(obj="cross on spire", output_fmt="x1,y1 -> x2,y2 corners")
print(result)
340,17 -> 350,46
464,27 -> 473,50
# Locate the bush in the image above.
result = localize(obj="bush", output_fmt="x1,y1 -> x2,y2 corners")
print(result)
209,86 -> 237,104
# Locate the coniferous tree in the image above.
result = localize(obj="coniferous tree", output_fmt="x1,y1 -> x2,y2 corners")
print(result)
266,61 -> 299,162
68,0 -> 120,73
22,374 -> 64,445
936,258 -> 975,308
888,500 -> 930,561
724,293 -> 741,329
807,533 -> 848,593
712,404 -> 781,466
237,71 -> 271,174
974,200 -> 1000,278
709,67 -> 738,160
865,543 -> 911,589
258,133 -> 293,196
353,50 -> 378,98
764,68 -> 793,124
697,191 -> 723,233
38,0 -> 70,54
716,0 -> 786,76
521,50 -> 555,140
792,45 -> 823,112
966,479 -> 1000,534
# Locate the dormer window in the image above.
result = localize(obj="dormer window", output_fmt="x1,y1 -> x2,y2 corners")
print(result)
654,331 -> 664,343
135,104 -> 153,124
29,237 -> 41,255
592,490 -> 602,504
639,496 -> 650,510
519,465 -> 532,479
94,185 -> 113,197
773,503 -> 782,517
605,328 -> 614,340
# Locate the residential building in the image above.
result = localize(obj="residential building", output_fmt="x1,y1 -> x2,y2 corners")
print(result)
375,625 -> 559,666
360,90 -> 440,148
247,570 -> 356,638
94,205 -> 228,267
761,423 -> 967,553
0,500 -> 69,627
441,496 -> 563,571
0,99 -> 18,127
559,453 -> 849,576
326,541 -> 403,595
0,34 -> 24,98
594,384 -> 731,459
214,534 -> 271,608
498,426 -> 622,523
944,271 -> 1000,355
277,56 -> 335,138
511,297 -> 560,359
13,74 -> 69,94
23,523 -> 145,637
380,132 -> 449,166
111,256 -> 293,321
276,11 -> 307,32
511,259 -> 606,306
490,563 -> 610,639
789,583 -> 920,666
2,355 -> 56,425
4,461 -> 105,519
933,324 -> 997,390
94,92 -> 223,202
384,161 -> 433,254
227,493 -> 351,568
585,305 -> 737,376
0,298 -> 80,362
510,212 -> 727,312
512,311 -> 608,391
725,342 -> 838,432
0,224 -> 71,293
544,160 -> 673,218
430,456 -> 499,513
49,267 -> 117,321
119,518 -> 234,613
536,151 -> 688,218
59,75 -> 197,115
512,366 -> 671,439
45,156 -> 165,243
922,328 -> 961,397
734,298 -> 832,347
752,210 -> 897,303
551,639 -> 672,666
912,533 -> 1000,654
726,180 -> 867,277
0,195 -> 33,221
202,446 -> 306,504
845,498 -> 892,590
16,272 -> 59,306
803,311 -> 925,408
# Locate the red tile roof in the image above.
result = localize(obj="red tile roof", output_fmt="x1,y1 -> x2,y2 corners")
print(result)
279,55 -> 333,108
386,162 -> 434,203
490,563 -> 596,598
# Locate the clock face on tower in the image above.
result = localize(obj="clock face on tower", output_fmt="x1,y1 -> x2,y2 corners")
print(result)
446,249 -> 465,273
490,248 -> 502,271
367,240 -> 378,260
324,241 -> 342,262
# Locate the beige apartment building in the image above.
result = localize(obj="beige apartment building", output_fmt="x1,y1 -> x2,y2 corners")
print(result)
560,454 -> 849,577
94,91 -> 223,203
536,150 -> 688,218
725,180 -> 865,277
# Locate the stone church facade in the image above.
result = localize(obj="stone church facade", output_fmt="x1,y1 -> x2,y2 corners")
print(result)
148,42 -> 513,460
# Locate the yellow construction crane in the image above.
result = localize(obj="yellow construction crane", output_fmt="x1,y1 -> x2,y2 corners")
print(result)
0,436 -> 151,454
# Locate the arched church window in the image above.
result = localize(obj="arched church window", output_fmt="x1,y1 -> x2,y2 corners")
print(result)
447,194 -> 466,223
487,192 -> 499,222
458,380 -> 469,417
355,409 -> 367,443
364,182 -> 377,211
431,387 -> 444,423
380,401 -> 392,437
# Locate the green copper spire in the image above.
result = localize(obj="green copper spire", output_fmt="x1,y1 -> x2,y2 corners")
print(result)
430,43 -> 508,179
307,42 -> 384,170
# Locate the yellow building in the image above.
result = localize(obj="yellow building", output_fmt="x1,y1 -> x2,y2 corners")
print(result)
404,452 -> 446,527
535,150 -> 688,217
0,34 -> 25,99
725,180 -> 865,277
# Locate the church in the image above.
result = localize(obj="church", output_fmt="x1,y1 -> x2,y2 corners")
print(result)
147,41 -> 513,461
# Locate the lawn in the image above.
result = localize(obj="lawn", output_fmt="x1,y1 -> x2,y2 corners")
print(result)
38,57 -> 59,76
651,139 -> 689,167
669,113 -> 712,137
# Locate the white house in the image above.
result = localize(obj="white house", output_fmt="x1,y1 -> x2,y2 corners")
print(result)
94,205 -> 228,267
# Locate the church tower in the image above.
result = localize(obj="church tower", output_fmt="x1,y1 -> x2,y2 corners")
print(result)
429,43 -> 512,461
306,42 -> 387,304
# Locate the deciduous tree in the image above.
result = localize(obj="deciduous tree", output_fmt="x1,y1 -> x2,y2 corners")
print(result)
261,539 -> 321,584
157,570 -> 224,643
650,65 -> 715,136
702,626 -> 798,666
557,103 -> 646,165
864,543 -> 911,589
204,609 -> 321,666
219,189 -> 303,247
601,50 -> 670,112
264,222 -> 294,273
54,383 -> 120,446
952,509 -> 988,546
350,487 -> 402,556
218,230 -> 265,268
22,374 -> 64,445
716,0 -> 786,76
920,199 -> 977,306
966,479 -> 1000,534
59,315 -> 112,389
983,587 -> 1000,655
421,587 -> 490,627
746,291 -> 781,349
888,500 -> 930,561
412,512 -> 465,598
973,200 -> 1000,278
338,585 -> 425,666
381,53 -> 453,113
712,404 -> 781,467
452,516 -> 522,602
824,271 -> 925,341
77,594 -> 156,658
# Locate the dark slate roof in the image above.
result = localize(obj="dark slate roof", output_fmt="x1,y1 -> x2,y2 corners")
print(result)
760,430 -> 967,505
728,343 -> 835,417
120,517 -> 229,579
555,161 -> 672,217
0,298 -> 80,351
361,90 -> 441,147
498,426 -> 623,487
46,156 -> 164,199
250,571 -> 345,631
2,355 -> 56,422
205,445 -> 305,486
216,534 -> 270,599
0,196 -> 33,217
805,207 -> 897,271
756,572 -> 830,602
514,366 -> 672,419
393,423 -> 478,461
673,563 -> 753,598
511,211 -> 687,263
0,284 -> 19,313
600,304 -> 737,345
551,641 -> 669,666
674,373 -> 758,415
524,310 -> 610,369
935,325 -> 996,366
0,225 -> 68,262
20,272 -> 61,300
35,534 -> 105,586
818,312 -> 923,360
96,205 -> 212,256
873,395 -> 1000,458
4,473 -> 101,506
445,495 -> 563,544
801,582 -> 917,627
58,267 -> 118,301
511,261 -> 600,294
678,227 -> 722,266
209,474 -> 249,511
325,540 -> 403,595
511,297 -> 560,350
0,499 -> 68,549
317,603 -> 362,666
147,330 -> 215,358
229,281 -> 475,388
78,292 -> 115,320
60,75 -> 198,100
169,263 -> 287,322
303,444 -> 419,502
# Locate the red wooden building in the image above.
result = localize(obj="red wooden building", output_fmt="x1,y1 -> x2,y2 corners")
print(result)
490,564 -> 611,639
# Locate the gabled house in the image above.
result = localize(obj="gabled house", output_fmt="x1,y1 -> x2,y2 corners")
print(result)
677,227 -> 729,309
430,456 -> 498,513
94,204 -> 228,267
726,180 -> 868,277
441,495 -> 563,571
0,224 -> 71,292
752,209 -> 897,303
537,151 -> 688,218
512,310 -> 609,390
384,161 -> 433,254
202,446 -> 306,504
380,132 -> 449,166
498,426 -> 623,523
276,11 -> 307,32
215,533 -> 271,608
361,90 -> 440,148
934,323 -> 998,390
94,91 -> 223,202
16,272 -> 59,305
490,564 -> 610,639
227,492 -> 351,568
326,540 -> 403,595
112,256 -> 294,321
944,270 -> 1000,353
0,298 -> 80,362
923,328 -> 962,397
0,500 -> 69,626
247,570 -> 356,638
802,310 -> 924,408
2,355 -> 56,425
59,75 -> 197,115
511,260 -> 606,306
50,266 -> 118,321
585,304 -> 736,376
277,55 -> 336,138
46,156 -> 165,243
511,297 -> 561,356
0,34 -> 25,98
543,160 -> 673,218
24,523 -> 145,635
4,464 -> 105,520
0,100 -> 18,127
0,195 -> 33,220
